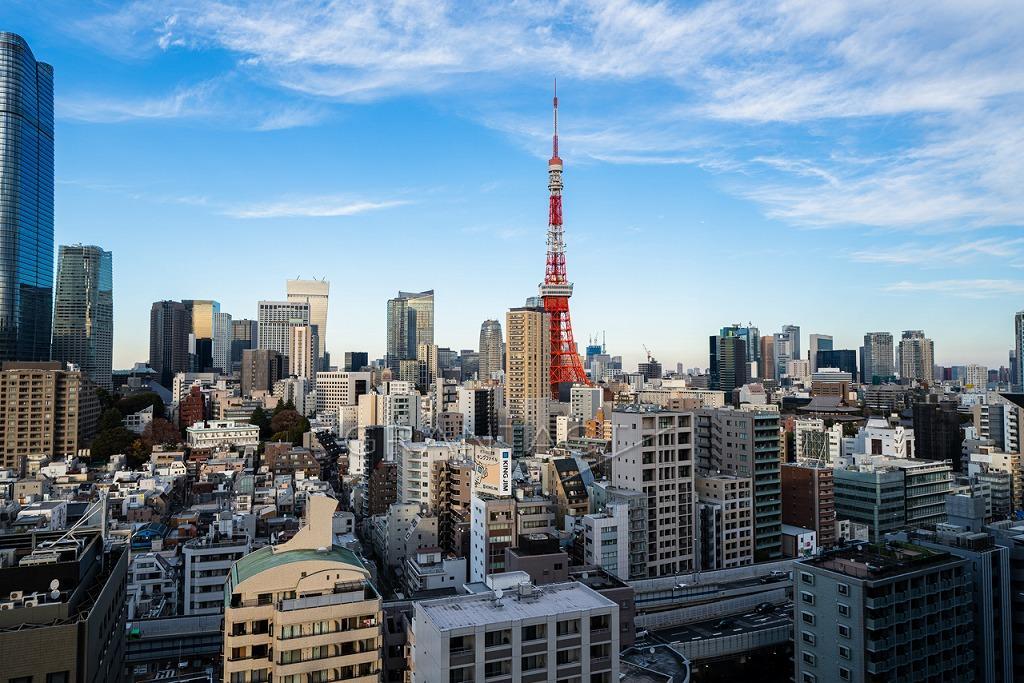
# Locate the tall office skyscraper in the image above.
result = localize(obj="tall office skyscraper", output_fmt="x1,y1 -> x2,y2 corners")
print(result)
257,300 -> 310,367
709,332 -> 748,393
344,351 -> 369,372
1015,311 -> 1024,389
773,325 -> 799,381
0,34 -> 54,363
807,333 -> 832,372
182,299 -> 220,372
386,290 -> 434,371
149,301 -> 190,388
861,331 -> 895,383
288,324 -> 319,381
898,329 -> 935,384
478,319 -> 503,380
212,311 -> 232,373
287,278 -> 329,368
51,245 -> 113,389
230,319 -> 257,372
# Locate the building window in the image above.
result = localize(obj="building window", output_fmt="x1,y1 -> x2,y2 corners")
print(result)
802,652 -> 816,667
801,592 -> 815,605
801,631 -> 816,645
522,654 -> 547,672
485,629 -> 511,647
802,674 -> 817,683
801,611 -> 815,625
838,603 -> 850,617
839,645 -> 851,660
523,624 -> 547,641
800,572 -> 814,585
838,624 -> 851,638
837,583 -> 849,596
839,667 -> 851,681
557,619 -> 580,636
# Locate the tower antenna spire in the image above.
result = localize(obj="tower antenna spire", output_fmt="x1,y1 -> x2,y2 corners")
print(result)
552,78 -> 559,159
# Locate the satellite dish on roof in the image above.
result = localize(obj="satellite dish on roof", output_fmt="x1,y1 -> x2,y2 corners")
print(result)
494,588 -> 504,600
49,579 -> 59,591
50,590 -> 60,601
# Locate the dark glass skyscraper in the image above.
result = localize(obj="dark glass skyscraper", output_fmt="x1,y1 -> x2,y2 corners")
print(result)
0,33 -> 55,362
149,301 -> 190,388
52,244 -> 113,389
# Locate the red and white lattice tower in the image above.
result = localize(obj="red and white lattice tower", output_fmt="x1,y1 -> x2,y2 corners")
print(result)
540,83 -> 590,398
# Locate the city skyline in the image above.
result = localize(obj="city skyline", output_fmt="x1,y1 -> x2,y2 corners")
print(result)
1,3 -> 1022,369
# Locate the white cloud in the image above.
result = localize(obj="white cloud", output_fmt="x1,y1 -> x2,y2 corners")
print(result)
222,196 -> 409,219
883,279 -> 1024,298
850,238 -> 1024,266
70,0 -> 1024,230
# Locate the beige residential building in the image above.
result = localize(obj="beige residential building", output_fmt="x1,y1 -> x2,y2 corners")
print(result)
289,324 -> 319,382
0,361 -> 99,469
505,306 -> 550,452
287,279 -> 330,367
610,406 -> 695,577
223,496 -> 382,683
695,472 -> 753,570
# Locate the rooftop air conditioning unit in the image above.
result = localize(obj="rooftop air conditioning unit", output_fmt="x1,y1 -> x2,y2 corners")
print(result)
8,591 -> 22,600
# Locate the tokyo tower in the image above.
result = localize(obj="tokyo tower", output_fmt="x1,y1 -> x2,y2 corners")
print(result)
540,83 -> 590,398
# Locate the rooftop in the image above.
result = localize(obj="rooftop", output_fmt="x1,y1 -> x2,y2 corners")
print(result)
231,544 -> 364,586
801,541 -> 956,580
417,581 -> 615,631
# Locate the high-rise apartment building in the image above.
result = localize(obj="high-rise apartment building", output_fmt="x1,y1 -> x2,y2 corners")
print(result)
0,33 -> 54,363
781,462 -> 836,549
478,318 -> 503,380
288,324 -> 319,381
696,407 -> 782,561
861,331 -> 895,383
223,497 -> 382,683
807,333 -> 832,372
386,290 -> 434,371
793,544 -> 974,683
51,244 -> 113,389
773,327 -> 799,381
695,472 -> 754,570
611,406 -> 695,577
898,329 -> 935,384
230,318 -> 257,372
257,300 -> 310,367
0,361 -> 99,470
149,301 -> 189,388
287,278 -> 329,368
505,306 -> 550,452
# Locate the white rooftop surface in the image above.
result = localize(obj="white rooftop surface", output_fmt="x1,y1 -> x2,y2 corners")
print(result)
418,581 -> 615,631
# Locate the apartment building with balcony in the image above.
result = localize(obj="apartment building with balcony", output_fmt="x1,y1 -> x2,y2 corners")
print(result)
223,496 -> 382,683
793,542 -> 974,683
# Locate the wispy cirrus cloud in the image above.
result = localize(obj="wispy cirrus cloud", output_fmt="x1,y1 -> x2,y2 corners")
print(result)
883,279 -> 1024,298
221,196 -> 409,219
850,237 -> 1024,266
66,0 -> 1024,231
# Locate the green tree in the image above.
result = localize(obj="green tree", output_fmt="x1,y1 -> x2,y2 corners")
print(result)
90,427 -> 136,463
270,408 -> 310,446
251,406 -> 272,440
272,399 -> 296,416
99,407 -> 124,432
116,392 -> 166,419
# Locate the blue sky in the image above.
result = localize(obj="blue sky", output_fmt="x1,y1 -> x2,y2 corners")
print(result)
3,0 -> 1023,370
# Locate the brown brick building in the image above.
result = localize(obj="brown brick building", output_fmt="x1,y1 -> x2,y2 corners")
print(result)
781,461 -> 836,548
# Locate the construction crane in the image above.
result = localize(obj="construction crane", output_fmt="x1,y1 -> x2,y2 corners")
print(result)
642,344 -> 653,362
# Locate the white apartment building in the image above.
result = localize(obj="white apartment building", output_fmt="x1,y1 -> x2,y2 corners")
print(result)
398,439 -> 457,511
695,473 -> 753,570
185,420 -> 260,450
183,533 -> 252,615
570,385 -> 603,422
581,502 -> 629,580
288,324 -> 318,381
411,577 -> 620,683
611,406 -> 695,577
